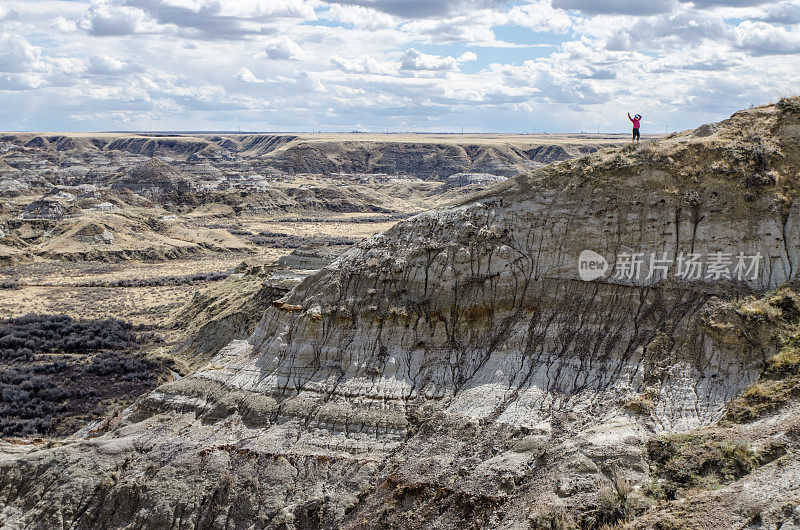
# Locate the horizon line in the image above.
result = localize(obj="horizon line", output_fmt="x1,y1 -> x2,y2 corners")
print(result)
0,130 -> 660,136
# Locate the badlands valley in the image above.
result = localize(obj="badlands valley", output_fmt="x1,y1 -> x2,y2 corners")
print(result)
1,99 -> 800,529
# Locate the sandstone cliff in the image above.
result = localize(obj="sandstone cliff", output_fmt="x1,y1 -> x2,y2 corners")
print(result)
1,101 -> 799,529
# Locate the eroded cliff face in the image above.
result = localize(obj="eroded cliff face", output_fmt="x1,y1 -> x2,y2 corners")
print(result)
1,104 -> 799,529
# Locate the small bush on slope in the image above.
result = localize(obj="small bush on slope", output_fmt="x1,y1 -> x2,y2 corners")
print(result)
778,96 -> 800,114
646,433 -> 759,498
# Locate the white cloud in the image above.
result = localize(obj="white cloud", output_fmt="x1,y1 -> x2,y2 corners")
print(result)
0,32 -> 43,73
51,16 -> 78,33
319,0 -> 508,18
330,55 -> 399,74
734,20 -> 800,55
508,1 -> 572,33
401,48 -> 460,71
756,1 -> 800,23
235,67 -> 265,83
403,14 -> 500,43
458,51 -> 477,62
88,55 -> 133,74
0,72 -> 45,90
182,0 -> 316,18
581,10 -> 730,51
80,4 -> 158,36
261,35 -> 307,60
325,5 -> 397,29
109,0 -> 317,39
688,0 -> 777,7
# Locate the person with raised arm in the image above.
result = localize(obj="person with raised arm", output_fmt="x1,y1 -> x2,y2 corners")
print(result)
628,112 -> 641,142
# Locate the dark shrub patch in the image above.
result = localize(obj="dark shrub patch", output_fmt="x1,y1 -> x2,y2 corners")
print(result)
0,279 -> 23,290
0,314 -> 136,360
251,232 -> 355,248
0,314 -> 166,437
80,271 -> 229,288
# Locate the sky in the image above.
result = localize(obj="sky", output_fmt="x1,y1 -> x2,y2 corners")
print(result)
0,0 -> 798,133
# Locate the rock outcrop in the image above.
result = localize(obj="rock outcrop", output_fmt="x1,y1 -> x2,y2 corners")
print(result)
1,102 -> 800,528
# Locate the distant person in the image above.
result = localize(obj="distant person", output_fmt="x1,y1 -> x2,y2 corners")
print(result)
628,112 -> 641,142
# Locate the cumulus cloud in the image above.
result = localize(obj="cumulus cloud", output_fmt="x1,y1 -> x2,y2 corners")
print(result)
88,55 -> 138,75
508,1 -> 572,33
0,72 -> 45,90
51,16 -> 78,33
324,4 -> 397,29
685,0 -> 776,7
734,20 -> 800,54
116,0 -> 317,39
648,42 -> 744,71
330,55 -> 398,74
401,48 -> 463,71
496,58 -> 606,104
80,4 -> 157,36
235,67 -> 265,82
261,35 -> 307,60
403,15 -> 499,43
589,11 -> 729,51
458,51 -> 477,62
168,0 -> 316,18
0,32 -> 43,73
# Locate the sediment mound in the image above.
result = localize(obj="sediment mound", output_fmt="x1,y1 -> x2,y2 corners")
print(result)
52,136 -> 101,152
105,136 -> 213,158
275,246 -> 343,270
110,158 -> 194,200
441,172 -> 508,189
20,199 -> 75,220
3,211 -> 253,262
23,136 -> 51,150
1,100 -> 800,528
260,141 -> 534,178
233,134 -> 299,156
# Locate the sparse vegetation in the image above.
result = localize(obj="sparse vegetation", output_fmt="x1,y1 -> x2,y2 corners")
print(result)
622,393 -> 655,416
80,271 -> 230,288
725,289 -> 800,423
0,278 -> 23,289
529,505 -> 576,529
777,96 -> 800,114
594,466 -> 634,526
251,231 -> 356,248
646,432 -> 759,497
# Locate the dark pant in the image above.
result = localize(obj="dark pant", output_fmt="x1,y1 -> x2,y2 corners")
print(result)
632,128 -> 640,141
